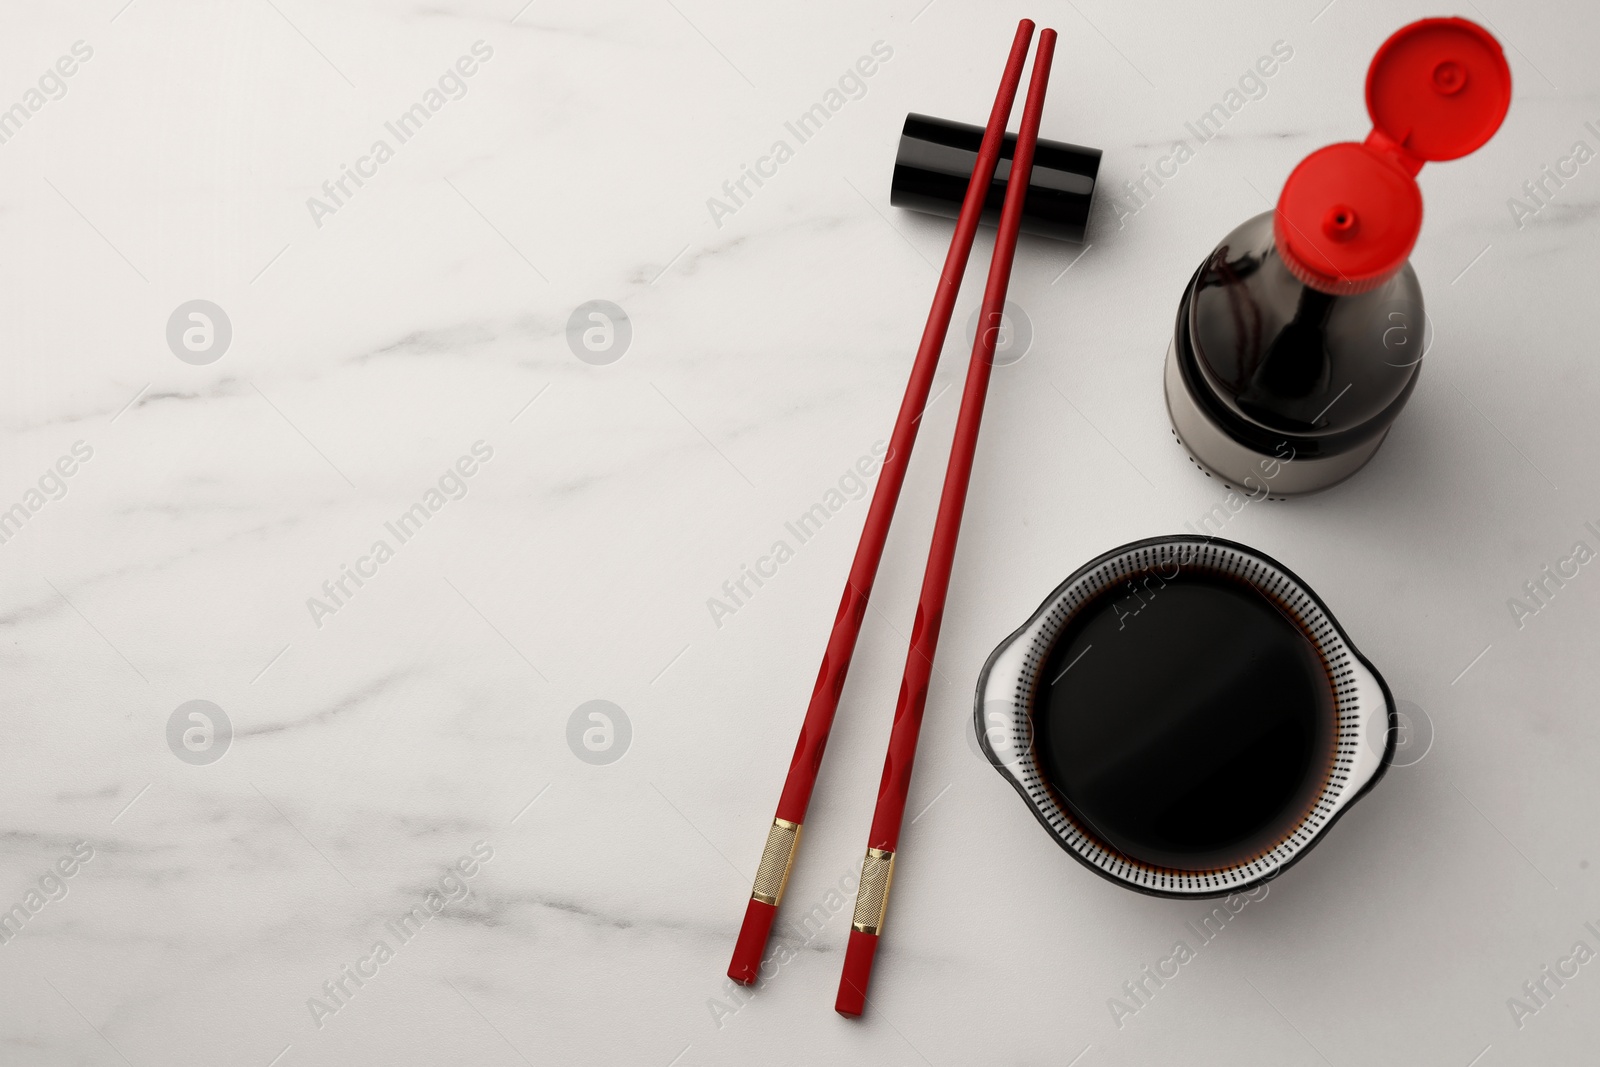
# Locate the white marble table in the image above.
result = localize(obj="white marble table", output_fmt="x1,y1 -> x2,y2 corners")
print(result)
2,1 -> 1598,1064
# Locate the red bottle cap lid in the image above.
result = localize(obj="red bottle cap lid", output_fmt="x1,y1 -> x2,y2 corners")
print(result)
1276,18 -> 1511,295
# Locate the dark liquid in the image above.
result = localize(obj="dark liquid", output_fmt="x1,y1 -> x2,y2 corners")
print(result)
1034,568 -> 1336,872
1177,211 -> 1424,460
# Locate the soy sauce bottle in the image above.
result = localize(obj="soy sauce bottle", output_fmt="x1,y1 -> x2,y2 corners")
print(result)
1166,18 -> 1511,495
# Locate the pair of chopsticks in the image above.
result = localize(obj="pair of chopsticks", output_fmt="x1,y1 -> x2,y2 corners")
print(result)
727,19 -> 1058,1016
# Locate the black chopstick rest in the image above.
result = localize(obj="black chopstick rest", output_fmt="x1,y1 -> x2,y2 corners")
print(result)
890,112 -> 1100,243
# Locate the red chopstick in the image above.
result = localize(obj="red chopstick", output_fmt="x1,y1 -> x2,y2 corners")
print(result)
835,26 -> 1058,1018
727,19 -> 1038,986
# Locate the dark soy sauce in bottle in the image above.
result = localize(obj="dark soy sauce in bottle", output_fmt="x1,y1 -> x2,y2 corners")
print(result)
1179,212 -> 1425,457
1033,568 -> 1337,872
1164,18 -> 1512,494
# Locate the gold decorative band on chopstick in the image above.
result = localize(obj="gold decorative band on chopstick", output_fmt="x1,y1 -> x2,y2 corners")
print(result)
750,818 -> 802,905
850,848 -> 896,935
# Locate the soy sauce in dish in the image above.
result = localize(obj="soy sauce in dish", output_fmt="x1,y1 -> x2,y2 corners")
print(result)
1033,567 -> 1337,872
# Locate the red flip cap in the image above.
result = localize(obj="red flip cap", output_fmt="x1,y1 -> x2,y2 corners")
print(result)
1275,18 -> 1512,295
